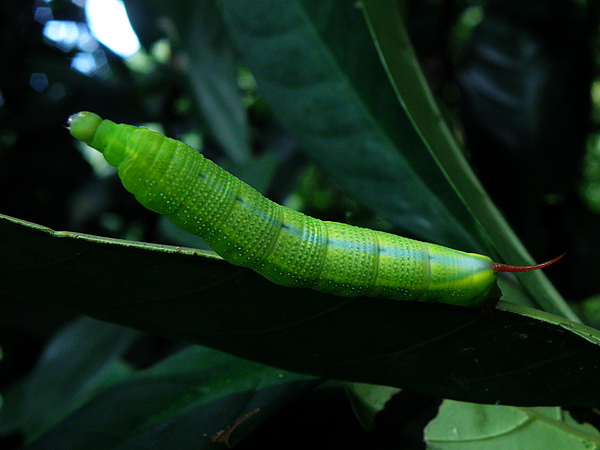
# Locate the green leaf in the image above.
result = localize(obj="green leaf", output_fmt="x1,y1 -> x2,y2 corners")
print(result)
153,0 -> 251,163
216,0 -> 484,252
0,316 -> 141,440
2,213 -> 600,407
425,401 -> 600,449
24,345 -> 317,449
345,383 -> 400,430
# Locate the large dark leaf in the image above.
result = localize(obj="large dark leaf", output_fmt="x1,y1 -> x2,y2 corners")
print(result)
24,343 -> 317,449
216,0 -> 484,252
2,214 -> 600,407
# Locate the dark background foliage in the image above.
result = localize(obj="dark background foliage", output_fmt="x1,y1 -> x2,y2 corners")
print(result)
1,0 -> 599,447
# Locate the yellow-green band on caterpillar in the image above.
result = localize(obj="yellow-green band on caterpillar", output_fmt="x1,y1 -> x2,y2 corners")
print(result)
68,111 -> 561,307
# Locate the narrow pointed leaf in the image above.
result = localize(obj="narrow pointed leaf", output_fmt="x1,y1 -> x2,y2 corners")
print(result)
360,0 -> 575,321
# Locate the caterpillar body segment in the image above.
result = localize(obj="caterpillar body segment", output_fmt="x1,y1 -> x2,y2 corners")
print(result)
68,111 -> 559,308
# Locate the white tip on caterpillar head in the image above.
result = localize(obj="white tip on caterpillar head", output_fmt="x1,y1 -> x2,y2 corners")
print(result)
68,111 -> 103,145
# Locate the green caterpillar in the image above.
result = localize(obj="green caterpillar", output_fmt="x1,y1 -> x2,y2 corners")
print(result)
68,111 -> 561,307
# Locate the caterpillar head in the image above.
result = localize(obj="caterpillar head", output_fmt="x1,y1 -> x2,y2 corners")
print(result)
68,111 -> 103,145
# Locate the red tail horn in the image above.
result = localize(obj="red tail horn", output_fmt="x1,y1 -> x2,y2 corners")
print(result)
492,253 -> 565,273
